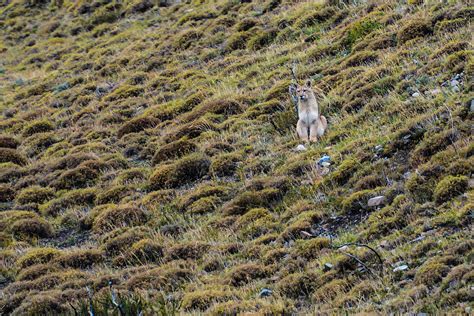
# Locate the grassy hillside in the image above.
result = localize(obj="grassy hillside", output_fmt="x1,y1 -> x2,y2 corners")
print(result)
0,0 -> 472,314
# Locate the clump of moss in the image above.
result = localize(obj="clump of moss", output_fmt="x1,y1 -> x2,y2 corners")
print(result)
167,242 -> 209,260
0,184 -> 15,202
187,196 -> 220,214
295,238 -> 331,260
115,238 -> 164,266
222,176 -> 289,216
152,139 -> 197,165
435,18 -> 468,33
224,31 -> 251,51
149,153 -> 211,190
54,249 -> 103,269
397,18 -> 432,45
247,28 -> 278,50
93,205 -> 148,233
41,188 -> 96,216
182,289 -> 233,311
411,129 -> 458,165
0,135 -> 20,149
125,264 -> 193,291
53,165 -> 99,190
0,148 -> 27,166
327,158 -> 359,185
11,217 -> 53,240
181,99 -> 243,123
16,263 -> 53,281
227,263 -> 268,286
178,183 -> 231,210
101,226 -> 151,256
95,185 -> 134,205
343,15 -> 383,47
433,175 -> 468,204
211,152 -> 242,177
277,271 -> 320,299
343,51 -> 378,67
22,120 -> 54,137
341,189 -> 379,213
405,173 -> 434,203
17,247 -> 61,269
117,117 -> 158,138
415,259 -> 450,286
175,29 -> 202,49
281,211 -> 323,240
312,279 -> 349,303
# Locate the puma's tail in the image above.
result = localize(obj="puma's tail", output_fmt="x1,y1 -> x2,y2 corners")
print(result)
320,115 -> 328,131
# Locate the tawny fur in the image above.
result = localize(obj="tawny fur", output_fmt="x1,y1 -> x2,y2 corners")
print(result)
295,80 -> 327,143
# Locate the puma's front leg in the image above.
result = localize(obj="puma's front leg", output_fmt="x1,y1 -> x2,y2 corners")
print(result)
296,119 -> 309,142
309,120 -> 318,143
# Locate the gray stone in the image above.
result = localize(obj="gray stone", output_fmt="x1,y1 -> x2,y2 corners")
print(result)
323,263 -> 333,271
259,288 -> 272,297
470,99 -> 474,112
368,196 -> 386,207
412,92 -> 420,97
450,79 -> 459,87
393,264 -> 409,272
295,144 -> 307,152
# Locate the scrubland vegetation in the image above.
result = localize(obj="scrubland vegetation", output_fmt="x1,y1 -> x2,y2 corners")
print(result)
0,0 -> 472,314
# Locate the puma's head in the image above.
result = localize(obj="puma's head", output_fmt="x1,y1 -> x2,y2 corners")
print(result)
296,79 -> 315,102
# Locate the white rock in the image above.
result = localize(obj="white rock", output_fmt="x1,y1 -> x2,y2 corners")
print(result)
368,196 -> 386,207
295,144 -> 307,152
393,264 -> 409,272
412,92 -> 420,97
321,161 -> 331,167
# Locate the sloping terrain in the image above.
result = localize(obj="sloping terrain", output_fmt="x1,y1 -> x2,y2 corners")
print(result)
0,0 -> 473,314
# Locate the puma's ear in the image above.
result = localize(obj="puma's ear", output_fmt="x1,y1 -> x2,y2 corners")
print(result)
305,79 -> 311,88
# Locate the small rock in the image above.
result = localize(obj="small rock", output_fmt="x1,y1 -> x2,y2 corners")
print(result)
430,88 -> 441,95
403,171 -> 411,179
295,144 -> 307,152
300,231 -> 314,238
468,178 -> 474,189
374,145 -> 383,152
450,79 -> 459,87
368,196 -> 386,207
320,161 -> 331,167
412,92 -> 420,97
452,85 -> 460,92
470,99 -> 474,112
318,155 -> 331,165
323,263 -> 333,272
409,235 -> 425,243
259,288 -> 272,298
393,264 -> 409,272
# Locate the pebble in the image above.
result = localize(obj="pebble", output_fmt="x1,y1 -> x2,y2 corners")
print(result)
393,264 -> 409,272
321,161 -> 331,167
470,99 -> 474,112
412,92 -> 420,97
318,155 -> 331,165
259,288 -> 272,298
323,263 -> 333,271
368,196 -> 386,207
295,144 -> 307,152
